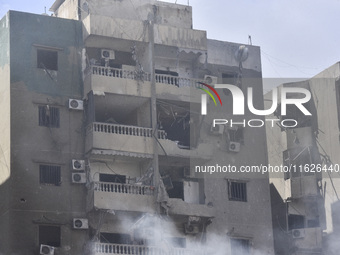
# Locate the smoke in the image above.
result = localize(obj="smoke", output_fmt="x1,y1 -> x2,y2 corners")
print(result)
87,212 -> 273,255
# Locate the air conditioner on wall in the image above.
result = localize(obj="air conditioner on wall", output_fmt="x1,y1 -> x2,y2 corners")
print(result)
184,223 -> 199,234
40,244 -> 55,255
73,218 -> 89,229
204,75 -> 218,85
101,49 -> 115,60
72,173 -> 86,184
72,159 -> 85,171
228,142 -> 241,152
292,229 -> 305,239
210,123 -> 224,135
69,99 -> 84,110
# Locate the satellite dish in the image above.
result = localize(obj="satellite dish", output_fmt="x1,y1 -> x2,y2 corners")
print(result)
235,45 -> 249,63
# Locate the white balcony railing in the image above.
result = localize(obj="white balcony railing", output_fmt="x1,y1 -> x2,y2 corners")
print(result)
94,182 -> 155,196
155,74 -> 203,88
94,243 -> 206,255
90,122 -> 167,140
85,65 -> 203,89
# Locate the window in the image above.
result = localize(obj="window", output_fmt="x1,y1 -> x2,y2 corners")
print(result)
40,165 -> 61,186
39,106 -> 60,128
228,128 -> 244,143
39,225 -> 61,247
37,49 -> 58,71
99,174 -> 126,183
288,214 -> 305,230
228,181 -> 247,202
230,238 -> 250,255
100,233 -> 131,244
167,181 -> 184,200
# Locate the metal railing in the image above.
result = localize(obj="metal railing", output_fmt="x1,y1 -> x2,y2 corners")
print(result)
90,122 -> 167,140
94,182 -> 155,196
94,243 -> 205,255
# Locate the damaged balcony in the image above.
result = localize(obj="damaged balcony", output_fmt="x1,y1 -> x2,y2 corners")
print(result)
83,14 -> 207,51
85,122 -> 166,158
84,65 -> 202,102
90,182 -> 156,213
93,243 -> 205,255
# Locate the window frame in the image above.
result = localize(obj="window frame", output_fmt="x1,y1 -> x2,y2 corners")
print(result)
38,105 -> 60,128
39,164 -> 61,186
228,180 -> 247,202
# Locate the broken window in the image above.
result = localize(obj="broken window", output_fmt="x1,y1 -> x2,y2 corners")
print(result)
100,233 -> 131,244
37,49 -> 58,71
39,105 -> 60,128
228,128 -> 244,143
167,181 -> 184,200
307,218 -> 320,228
288,214 -> 305,230
276,102 -> 311,129
40,165 -> 61,186
283,147 -> 315,178
228,181 -> 247,202
99,174 -> 126,183
39,225 -> 61,247
230,238 -> 250,255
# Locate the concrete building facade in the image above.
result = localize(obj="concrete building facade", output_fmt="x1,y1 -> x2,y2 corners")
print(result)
0,1 -> 274,254
266,63 -> 340,255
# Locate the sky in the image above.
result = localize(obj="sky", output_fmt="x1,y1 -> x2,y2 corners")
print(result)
1,0 -> 339,91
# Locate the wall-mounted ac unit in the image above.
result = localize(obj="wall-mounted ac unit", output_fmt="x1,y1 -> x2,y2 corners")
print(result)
72,159 -> 85,171
292,229 -> 305,239
204,75 -> 218,85
73,218 -> 89,229
69,99 -> 84,110
72,173 -> 86,184
101,49 -> 115,59
40,244 -> 55,255
228,142 -> 241,152
210,123 -> 224,135
184,223 -> 199,234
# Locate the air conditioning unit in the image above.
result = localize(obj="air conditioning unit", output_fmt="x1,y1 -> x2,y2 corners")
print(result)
73,218 -> 89,229
72,173 -> 86,184
72,159 -> 85,171
40,244 -> 55,255
228,142 -> 241,152
101,49 -> 115,59
204,75 -> 218,85
184,223 -> 199,234
210,123 -> 224,135
69,99 -> 84,110
292,229 -> 305,239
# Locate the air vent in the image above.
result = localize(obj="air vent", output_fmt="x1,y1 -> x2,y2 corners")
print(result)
73,218 -> 89,229
101,49 -> 115,59
292,229 -> 305,239
228,142 -> 241,153
184,223 -> 199,234
40,244 -> 55,255
69,99 -> 83,110
72,173 -> 86,184
72,159 -> 85,171
204,75 -> 218,85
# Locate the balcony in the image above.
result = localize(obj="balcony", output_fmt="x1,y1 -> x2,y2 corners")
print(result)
84,65 -> 202,102
91,182 -> 156,213
290,175 -> 320,199
93,243 -> 205,255
292,227 -> 322,250
168,198 -> 215,218
85,122 -> 166,158
158,140 -> 213,162
83,14 -> 207,51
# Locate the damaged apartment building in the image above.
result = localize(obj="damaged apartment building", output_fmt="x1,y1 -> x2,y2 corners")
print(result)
266,63 -> 340,255
0,0 -> 274,254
